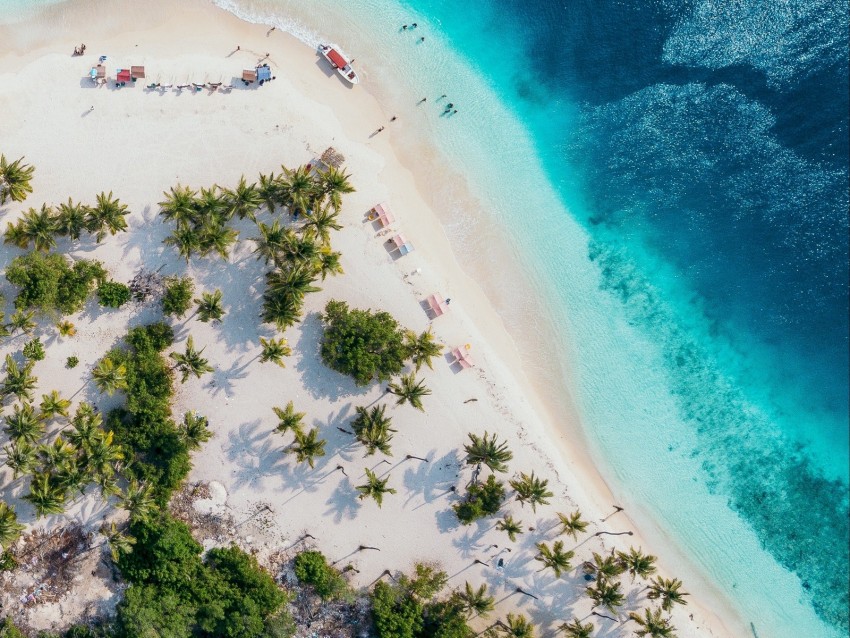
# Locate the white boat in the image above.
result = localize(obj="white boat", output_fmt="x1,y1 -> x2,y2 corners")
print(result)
318,44 -> 359,85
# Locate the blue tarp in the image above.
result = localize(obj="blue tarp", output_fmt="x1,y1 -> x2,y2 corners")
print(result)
257,66 -> 271,81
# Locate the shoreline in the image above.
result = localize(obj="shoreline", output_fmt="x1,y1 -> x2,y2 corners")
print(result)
0,0 -> 751,635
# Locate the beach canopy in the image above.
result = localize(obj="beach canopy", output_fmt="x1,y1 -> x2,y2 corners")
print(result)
426,294 -> 448,317
257,66 -> 271,81
243,69 -> 257,82
130,65 -> 145,79
116,69 -> 131,83
90,65 -> 106,79
451,347 -> 475,369
390,234 -> 413,255
369,203 -> 395,227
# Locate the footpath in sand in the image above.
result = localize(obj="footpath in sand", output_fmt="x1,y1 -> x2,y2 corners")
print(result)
0,0 -> 745,635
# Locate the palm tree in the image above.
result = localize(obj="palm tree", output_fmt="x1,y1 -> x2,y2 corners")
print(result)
259,337 -> 291,367
170,336 -> 214,383
261,288 -> 302,331
535,540 -> 575,578
194,186 -> 226,221
0,502 -> 25,547
223,176 -> 262,221
288,427 -> 326,468
179,412 -> 212,450
557,510 -> 589,540
8,310 -> 36,336
195,289 -> 225,322
198,219 -> 238,260
586,579 -> 625,614
92,357 -> 128,395
67,403 -> 102,451
2,354 -> 37,401
452,581 -> 494,618
83,430 -> 124,484
356,468 -> 396,507
587,551 -> 625,581
258,171 -> 278,213
0,154 -> 35,204
56,198 -> 91,240
302,205 -> 342,244
39,390 -> 71,421
87,191 -> 129,241
628,608 -> 676,638
21,204 -> 58,251
272,401 -> 306,435
351,404 -> 396,456
118,480 -> 156,522
510,471 -> 553,512
252,219 -> 286,264
24,473 -> 67,517
496,514 -> 524,541
277,228 -> 321,268
405,328 -> 443,371
3,220 -> 30,249
56,320 -> 76,337
3,402 -> 44,444
500,613 -> 535,638
164,225 -> 201,262
265,263 -> 321,302
464,431 -> 513,475
4,440 -> 37,478
317,249 -> 344,280
647,577 -> 689,612
559,618 -> 595,638
617,547 -> 657,582
387,373 -> 431,411
280,165 -> 316,217
101,522 -> 136,561
316,166 -> 355,211
158,184 -> 198,227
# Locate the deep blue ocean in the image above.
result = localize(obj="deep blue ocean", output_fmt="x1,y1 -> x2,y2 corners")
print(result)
4,0 -> 848,633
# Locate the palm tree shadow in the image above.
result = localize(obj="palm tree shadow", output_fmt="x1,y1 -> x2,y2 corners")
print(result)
401,448 -> 459,507
323,476 -> 361,522
224,418 -> 284,490
203,357 -> 250,397
294,312 -> 367,401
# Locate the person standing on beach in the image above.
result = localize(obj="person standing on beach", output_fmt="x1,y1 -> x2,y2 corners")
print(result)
418,97 -> 427,104
390,116 -> 397,122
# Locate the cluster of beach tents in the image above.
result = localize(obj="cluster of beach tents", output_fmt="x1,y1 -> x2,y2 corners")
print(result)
87,56 -> 274,91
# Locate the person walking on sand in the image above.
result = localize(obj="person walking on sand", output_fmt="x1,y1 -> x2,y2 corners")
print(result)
376,126 -> 385,133
417,97 -> 427,104
390,116 -> 397,121
89,106 -> 94,112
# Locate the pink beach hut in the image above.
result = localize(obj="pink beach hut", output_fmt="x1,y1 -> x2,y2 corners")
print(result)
368,203 -> 395,228
389,233 -> 413,256
425,294 -> 449,317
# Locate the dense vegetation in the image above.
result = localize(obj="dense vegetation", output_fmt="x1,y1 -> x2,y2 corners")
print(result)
101,323 -> 193,502
114,515 -> 289,638
292,550 -> 349,600
6,252 -> 105,315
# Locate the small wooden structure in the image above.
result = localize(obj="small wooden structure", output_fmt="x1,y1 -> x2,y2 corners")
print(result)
320,147 -> 345,169
130,65 -> 145,80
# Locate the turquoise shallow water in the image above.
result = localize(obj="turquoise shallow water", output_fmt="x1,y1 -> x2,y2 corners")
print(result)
4,0 -> 849,635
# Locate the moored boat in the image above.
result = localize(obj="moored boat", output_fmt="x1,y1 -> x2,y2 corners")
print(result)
318,44 -> 359,85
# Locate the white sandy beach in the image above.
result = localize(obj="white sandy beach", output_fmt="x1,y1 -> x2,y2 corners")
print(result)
0,0 -> 750,635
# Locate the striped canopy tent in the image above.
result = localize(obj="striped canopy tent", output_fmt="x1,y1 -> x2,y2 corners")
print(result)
426,294 -> 449,317
390,233 -> 413,256
451,346 -> 475,369
368,203 -> 395,227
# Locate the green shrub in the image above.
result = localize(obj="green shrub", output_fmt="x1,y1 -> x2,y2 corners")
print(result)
0,617 -> 26,638
66,356 -> 79,369
23,337 -> 46,361
453,476 -> 505,525
97,280 -> 132,308
371,580 -> 424,638
293,550 -> 348,600
320,300 -> 409,385
161,276 -> 194,317
5,251 -> 105,315
116,515 -> 287,638
0,551 -> 17,572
